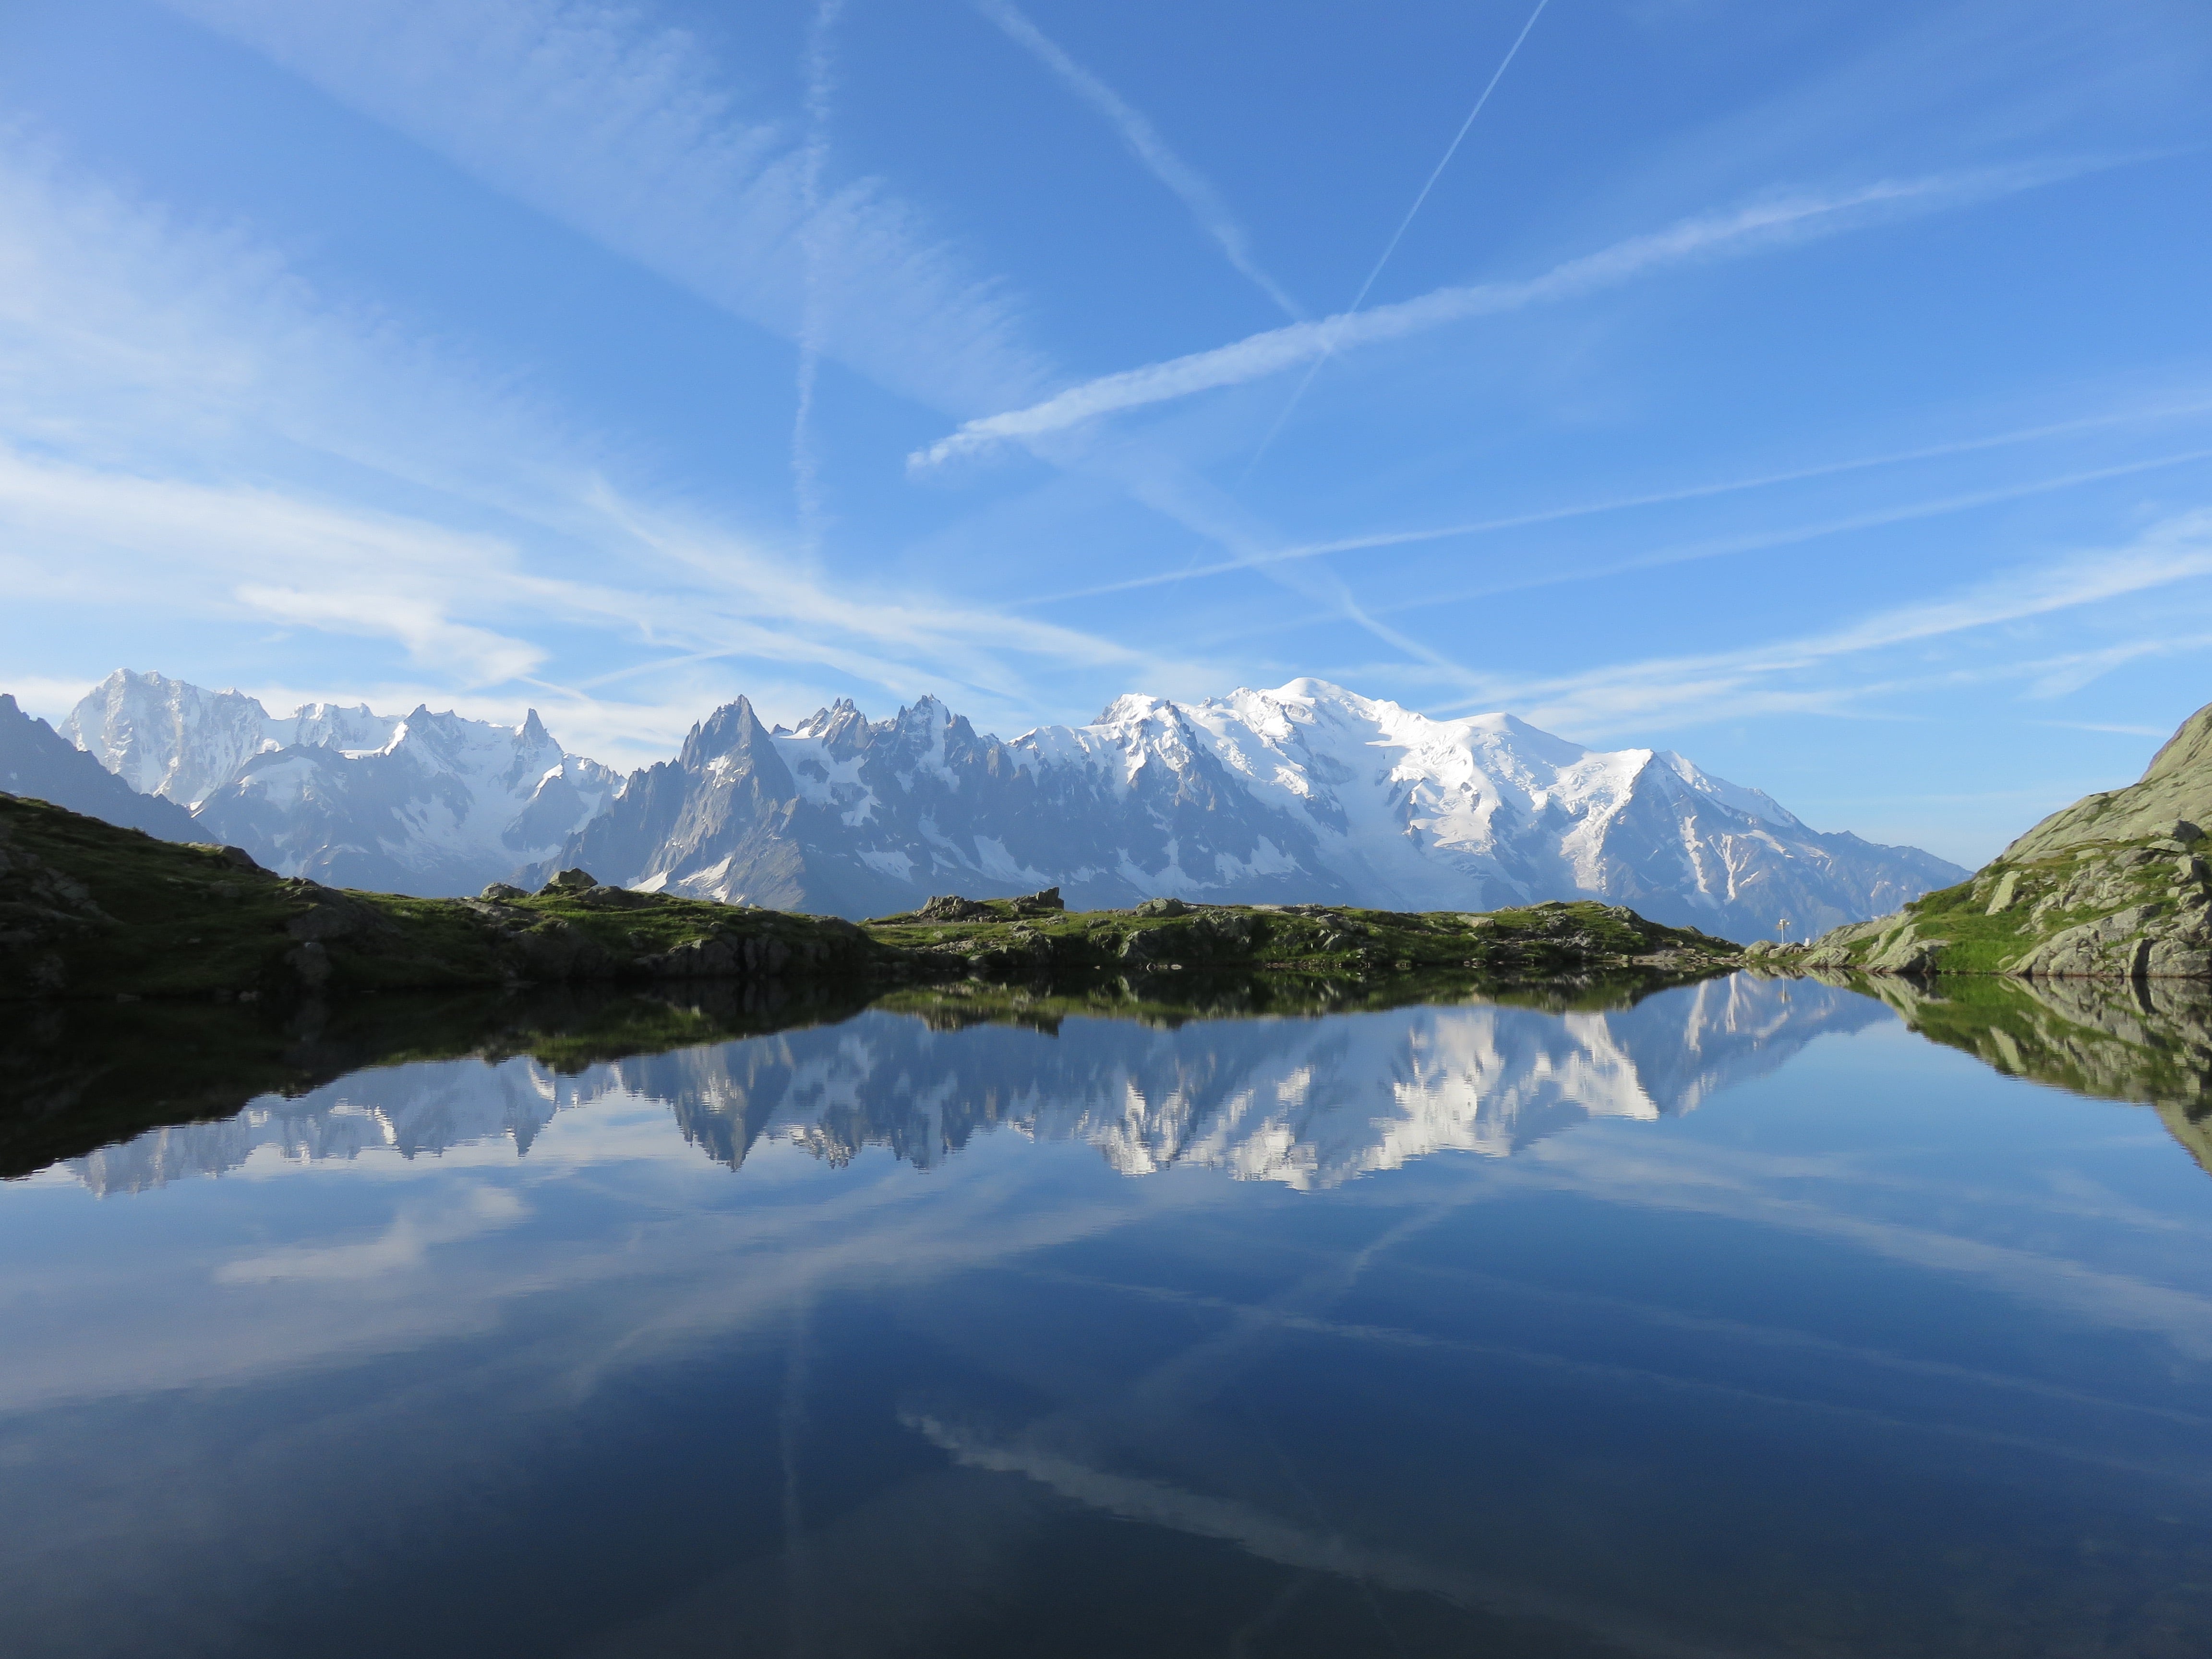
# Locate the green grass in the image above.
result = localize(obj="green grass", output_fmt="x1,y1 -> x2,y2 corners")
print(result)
865,896 -> 1737,982
4,793 -> 1743,1005
1800,835 -> 2194,974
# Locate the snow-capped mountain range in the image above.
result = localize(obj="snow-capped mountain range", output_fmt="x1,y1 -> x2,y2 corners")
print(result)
545,678 -> 1963,939
66,975 -> 1882,1195
23,669 -> 1963,934
62,670 -> 617,893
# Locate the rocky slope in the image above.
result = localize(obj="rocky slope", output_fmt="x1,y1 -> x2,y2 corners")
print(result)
542,679 -> 1961,938
1776,700 -> 2212,978
0,793 -> 888,1003
1,694 -> 198,842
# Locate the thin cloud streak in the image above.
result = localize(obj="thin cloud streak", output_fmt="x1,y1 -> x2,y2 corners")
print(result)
973,0 -> 1302,319
1444,509 -> 2212,733
792,0 -> 847,555
912,161 -> 2098,469
1367,445 -> 2212,625
1244,0 -> 1551,470
1024,396 -> 2212,604
162,0 -> 1053,417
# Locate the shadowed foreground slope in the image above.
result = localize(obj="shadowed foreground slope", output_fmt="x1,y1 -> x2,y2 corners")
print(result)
1,793 -> 1743,1003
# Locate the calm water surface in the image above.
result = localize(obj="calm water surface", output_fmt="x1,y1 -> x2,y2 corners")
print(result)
5,973 -> 2212,1657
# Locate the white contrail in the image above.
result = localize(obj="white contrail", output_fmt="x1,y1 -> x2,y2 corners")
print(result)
1245,0 -> 1552,470
910,163 -> 2080,470
974,0 -> 1302,319
791,0 -> 846,556
1019,394 -> 2212,602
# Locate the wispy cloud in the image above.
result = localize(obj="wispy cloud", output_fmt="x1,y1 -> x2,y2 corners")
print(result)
159,0 -> 1051,416
791,0 -> 848,554
1022,396 -> 2212,604
2022,634 -> 2212,700
1446,509 -> 2212,733
0,136 -> 1213,763
913,161 -> 2104,469
973,0 -> 1301,320
903,1414 -> 1737,1657
216,1186 -> 527,1283
1364,447 -> 2212,622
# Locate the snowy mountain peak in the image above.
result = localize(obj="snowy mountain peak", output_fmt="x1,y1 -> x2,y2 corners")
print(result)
679,697 -> 780,769
64,669 -> 614,895
539,680 -> 1964,935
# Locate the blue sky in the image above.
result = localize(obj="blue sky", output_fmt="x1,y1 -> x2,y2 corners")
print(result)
1,0 -> 2208,865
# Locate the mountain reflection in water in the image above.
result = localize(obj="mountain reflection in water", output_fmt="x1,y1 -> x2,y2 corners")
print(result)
67,974 -> 1881,1196
11,971 -> 2212,1659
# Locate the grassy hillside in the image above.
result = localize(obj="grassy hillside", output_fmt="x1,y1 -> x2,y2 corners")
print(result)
1764,826 -> 2210,979
2,791 -> 1744,1003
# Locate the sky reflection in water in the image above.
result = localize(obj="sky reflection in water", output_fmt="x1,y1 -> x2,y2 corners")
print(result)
5,973 -> 2212,1657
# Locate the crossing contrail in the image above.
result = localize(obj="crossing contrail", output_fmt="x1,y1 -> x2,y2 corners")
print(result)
975,0 -> 1303,319
1244,0 -> 1553,473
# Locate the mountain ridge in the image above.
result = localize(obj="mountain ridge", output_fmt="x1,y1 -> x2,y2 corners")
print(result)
0,694 -> 200,842
542,677 -> 1963,938
24,669 -> 1963,933
65,669 -> 616,895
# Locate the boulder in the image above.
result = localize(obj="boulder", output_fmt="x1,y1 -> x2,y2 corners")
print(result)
917,894 -> 994,922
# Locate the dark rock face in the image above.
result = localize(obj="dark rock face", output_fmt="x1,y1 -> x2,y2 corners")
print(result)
0,695 -> 198,842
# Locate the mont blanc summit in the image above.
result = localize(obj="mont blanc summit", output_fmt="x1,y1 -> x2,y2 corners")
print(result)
546,678 -> 1963,938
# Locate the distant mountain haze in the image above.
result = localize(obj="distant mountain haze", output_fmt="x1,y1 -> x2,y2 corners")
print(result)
0,693 -> 199,842
65,670 -> 616,896
30,670 -> 1964,936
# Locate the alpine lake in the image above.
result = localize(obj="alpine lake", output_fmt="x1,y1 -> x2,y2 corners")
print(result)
7,965 -> 2212,1658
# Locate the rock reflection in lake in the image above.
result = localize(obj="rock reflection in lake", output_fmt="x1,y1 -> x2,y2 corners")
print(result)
1827,970 -> 2212,1172
62,974 -> 1878,1196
